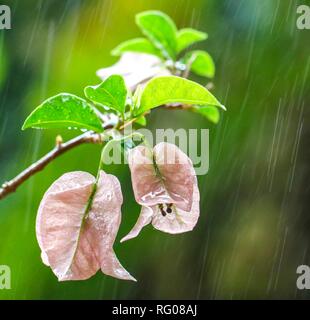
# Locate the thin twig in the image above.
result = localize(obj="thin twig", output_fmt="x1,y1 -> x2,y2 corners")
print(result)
0,131 -> 107,200
0,101 -> 195,201
0,55 -> 206,204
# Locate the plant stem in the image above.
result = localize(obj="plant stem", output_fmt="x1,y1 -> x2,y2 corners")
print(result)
0,102 -> 188,201
0,131 -> 107,200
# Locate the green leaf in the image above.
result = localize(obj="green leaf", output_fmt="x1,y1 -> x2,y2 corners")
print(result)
22,93 -> 103,132
177,28 -> 208,53
135,115 -> 147,126
111,38 -> 162,58
135,10 -> 177,60
135,76 -> 225,115
183,50 -> 215,78
84,75 -> 127,115
191,105 -> 220,124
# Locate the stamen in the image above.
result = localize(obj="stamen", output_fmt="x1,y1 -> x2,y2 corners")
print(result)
158,204 -> 166,216
166,203 -> 173,214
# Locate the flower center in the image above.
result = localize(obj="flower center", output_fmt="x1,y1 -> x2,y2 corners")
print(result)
158,203 -> 173,216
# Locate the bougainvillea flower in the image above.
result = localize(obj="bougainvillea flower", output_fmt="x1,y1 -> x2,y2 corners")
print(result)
96,52 -> 170,91
36,170 -> 136,282
121,142 -> 200,242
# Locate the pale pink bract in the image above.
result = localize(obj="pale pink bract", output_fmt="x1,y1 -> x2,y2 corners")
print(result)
122,142 -> 200,241
96,52 -> 170,91
36,170 -> 136,282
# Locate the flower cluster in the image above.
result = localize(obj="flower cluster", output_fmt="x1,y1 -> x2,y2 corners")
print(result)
36,143 -> 200,281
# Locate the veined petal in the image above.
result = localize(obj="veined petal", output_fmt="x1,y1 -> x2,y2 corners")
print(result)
128,142 -> 195,211
128,145 -> 169,207
96,52 -> 170,91
153,142 -> 194,211
152,178 -> 200,234
36,171 -> 98,281
120,206 -> 153,243
87,171 -> 136,281
122,180 -> 200,240
36,171 -> 135,282
125,142 -> 200,240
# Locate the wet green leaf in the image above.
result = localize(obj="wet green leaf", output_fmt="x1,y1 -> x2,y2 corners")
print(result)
111,38 -> 162,58
135,115 -> 147,126
177,28 -> 207,53
22,93 -> 103,132
84,75 -> 127,115
183,50 -> 215,78
191,105 -> 220,124
135,76 -> 224,115
136,10 -> 177,60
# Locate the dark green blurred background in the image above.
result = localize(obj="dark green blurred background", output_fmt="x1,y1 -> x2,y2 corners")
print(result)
0,0 -> 309,299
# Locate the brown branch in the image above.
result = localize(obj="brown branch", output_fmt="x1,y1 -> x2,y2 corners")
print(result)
0,100 -> 206,201
0,131 -> 107,200
0,68 -> 211,202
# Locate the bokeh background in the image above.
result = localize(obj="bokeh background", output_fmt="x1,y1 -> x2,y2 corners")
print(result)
0,0 -> 309,299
